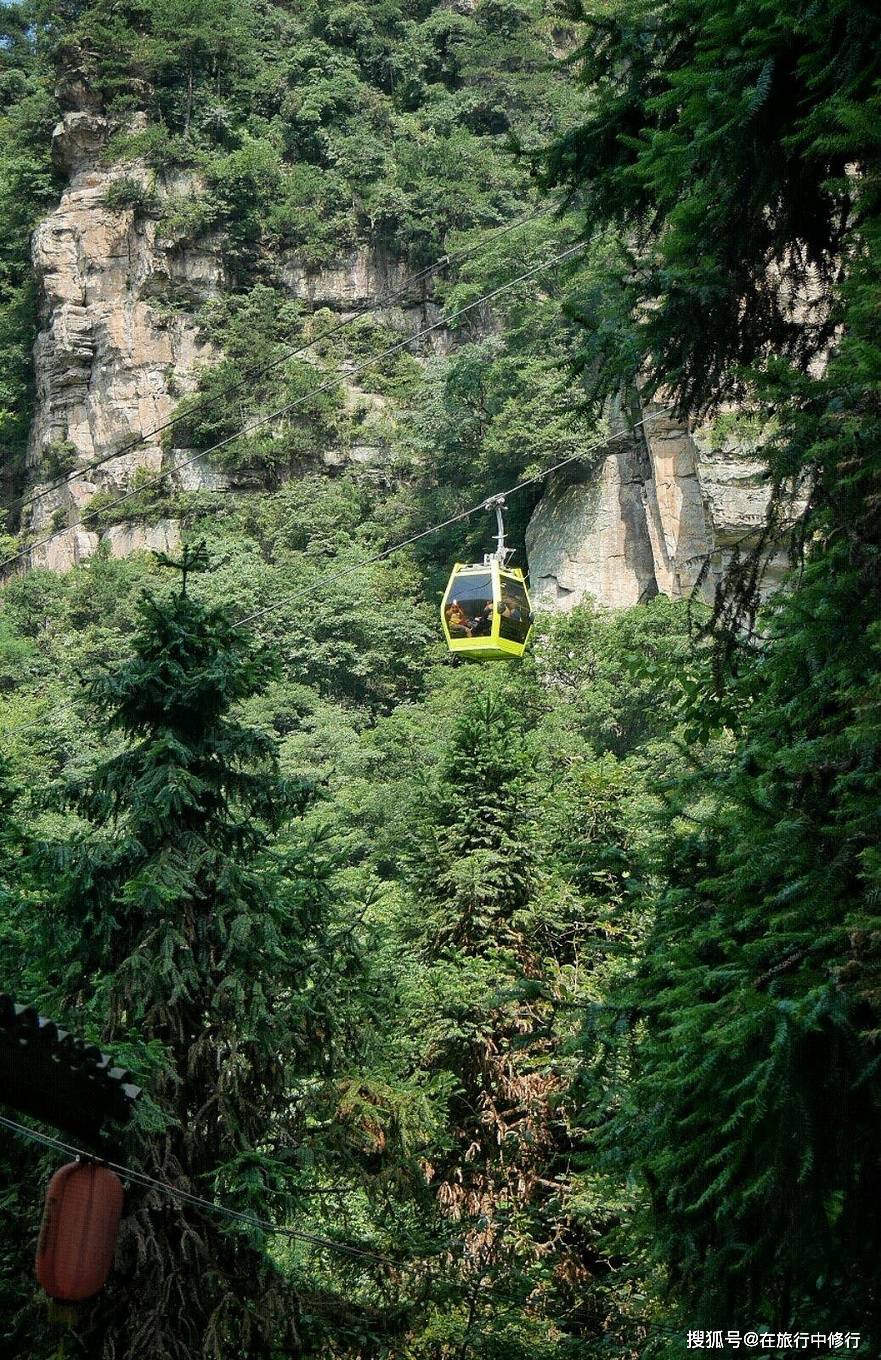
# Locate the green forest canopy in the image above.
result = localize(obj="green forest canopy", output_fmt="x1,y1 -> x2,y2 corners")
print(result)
0,1 -> 879,1358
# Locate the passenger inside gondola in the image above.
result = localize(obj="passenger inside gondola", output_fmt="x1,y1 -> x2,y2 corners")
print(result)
498,579 -> 530,643
441,503 -> 532,656
445,572 -> 493,638
445,599 -> 471,636
471,600 -> 495,637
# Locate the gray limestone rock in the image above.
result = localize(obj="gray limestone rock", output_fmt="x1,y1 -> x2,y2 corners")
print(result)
17,108 -> 790,601
23,112 -> 225,552
526,404 -> 787,611
102,518 -> 181,560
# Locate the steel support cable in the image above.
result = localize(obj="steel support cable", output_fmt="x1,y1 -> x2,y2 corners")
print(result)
0,238 -> 587,578
0,410 -> 667,741
232,411 -> 663,630
0,1109 -> 681,1338
0,1112 -> 409,1267
4,201 -> 558,525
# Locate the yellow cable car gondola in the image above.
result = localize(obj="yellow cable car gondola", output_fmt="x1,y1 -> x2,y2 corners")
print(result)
441,496 -> 533,659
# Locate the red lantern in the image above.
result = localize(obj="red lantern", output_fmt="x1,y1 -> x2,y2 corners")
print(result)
35,1161 -> 124,1302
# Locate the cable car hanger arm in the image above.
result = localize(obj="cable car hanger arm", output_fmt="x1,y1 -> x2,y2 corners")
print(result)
481,495 -> 513,567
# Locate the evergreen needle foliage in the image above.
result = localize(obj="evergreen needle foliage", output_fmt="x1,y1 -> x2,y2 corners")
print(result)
1,0 -> 879,1354
38,579 -> 342,1358
547,0 -> 881,1345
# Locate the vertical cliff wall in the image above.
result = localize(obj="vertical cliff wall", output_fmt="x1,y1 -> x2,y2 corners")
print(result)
526,403 -> 783,610
23,92 -> 227,570
20,106 -> 779,606
19,100 -> 448,574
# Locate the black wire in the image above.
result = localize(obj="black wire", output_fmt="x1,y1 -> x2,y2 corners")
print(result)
233,411 -> 663,629
5,202 -> 557,525
0,1110 -> 681,1339
1,238 -> 589,578
0,1112 -> 405,1268
0,408 -> 668,737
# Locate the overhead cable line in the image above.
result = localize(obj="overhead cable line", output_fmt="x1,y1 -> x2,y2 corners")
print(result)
0,1110 -> 681,1339
0,238 -> 589,578
233,412 -> 663,630
0,409 -> 667,742
0,1112 -> 407,1269
4,201 -> 558,526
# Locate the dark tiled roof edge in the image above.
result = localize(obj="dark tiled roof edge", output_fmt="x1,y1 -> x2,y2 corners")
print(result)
0,993 -> 142,1111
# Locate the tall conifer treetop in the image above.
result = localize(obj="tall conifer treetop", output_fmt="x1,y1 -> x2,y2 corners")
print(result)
547,0 -> 881,1345
48,577 -> 339,1359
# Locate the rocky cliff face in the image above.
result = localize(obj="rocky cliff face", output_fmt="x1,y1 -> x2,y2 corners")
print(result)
20,103 -> 778,606
23,95 -> 225,570
525,402 -> 784,610
20,101 -> 439,572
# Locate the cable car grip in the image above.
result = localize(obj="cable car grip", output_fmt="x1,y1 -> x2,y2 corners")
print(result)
481,495 -> 513,567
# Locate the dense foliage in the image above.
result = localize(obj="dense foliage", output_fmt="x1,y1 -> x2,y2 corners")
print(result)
545,0 -> 880,411
547,0 -> 881,1348
37,0 -> 577,274
0,540 -> 695,1359
0,0 -> 879,1357
48,580 -> 345,1358
0,4 -> 58,498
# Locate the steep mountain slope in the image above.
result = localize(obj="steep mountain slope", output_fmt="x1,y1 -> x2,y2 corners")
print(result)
3,0 -> 772,607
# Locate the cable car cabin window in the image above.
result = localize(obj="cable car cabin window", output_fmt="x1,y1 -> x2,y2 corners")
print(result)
444,573 -> 494,638
498,578 -> 530,644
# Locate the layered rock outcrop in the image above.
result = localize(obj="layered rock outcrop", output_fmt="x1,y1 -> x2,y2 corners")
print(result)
24,96 -> 224,570
19,96 -> 780,605
20,101 -> 446,572
525,403 -> 783,610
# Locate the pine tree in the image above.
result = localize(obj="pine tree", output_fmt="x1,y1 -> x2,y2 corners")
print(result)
41,568 -> 340,1359
398,689 -> 588,1359
546,0 -> 881,1343
543,0 -> 881,411
616,231 -> 881,1342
